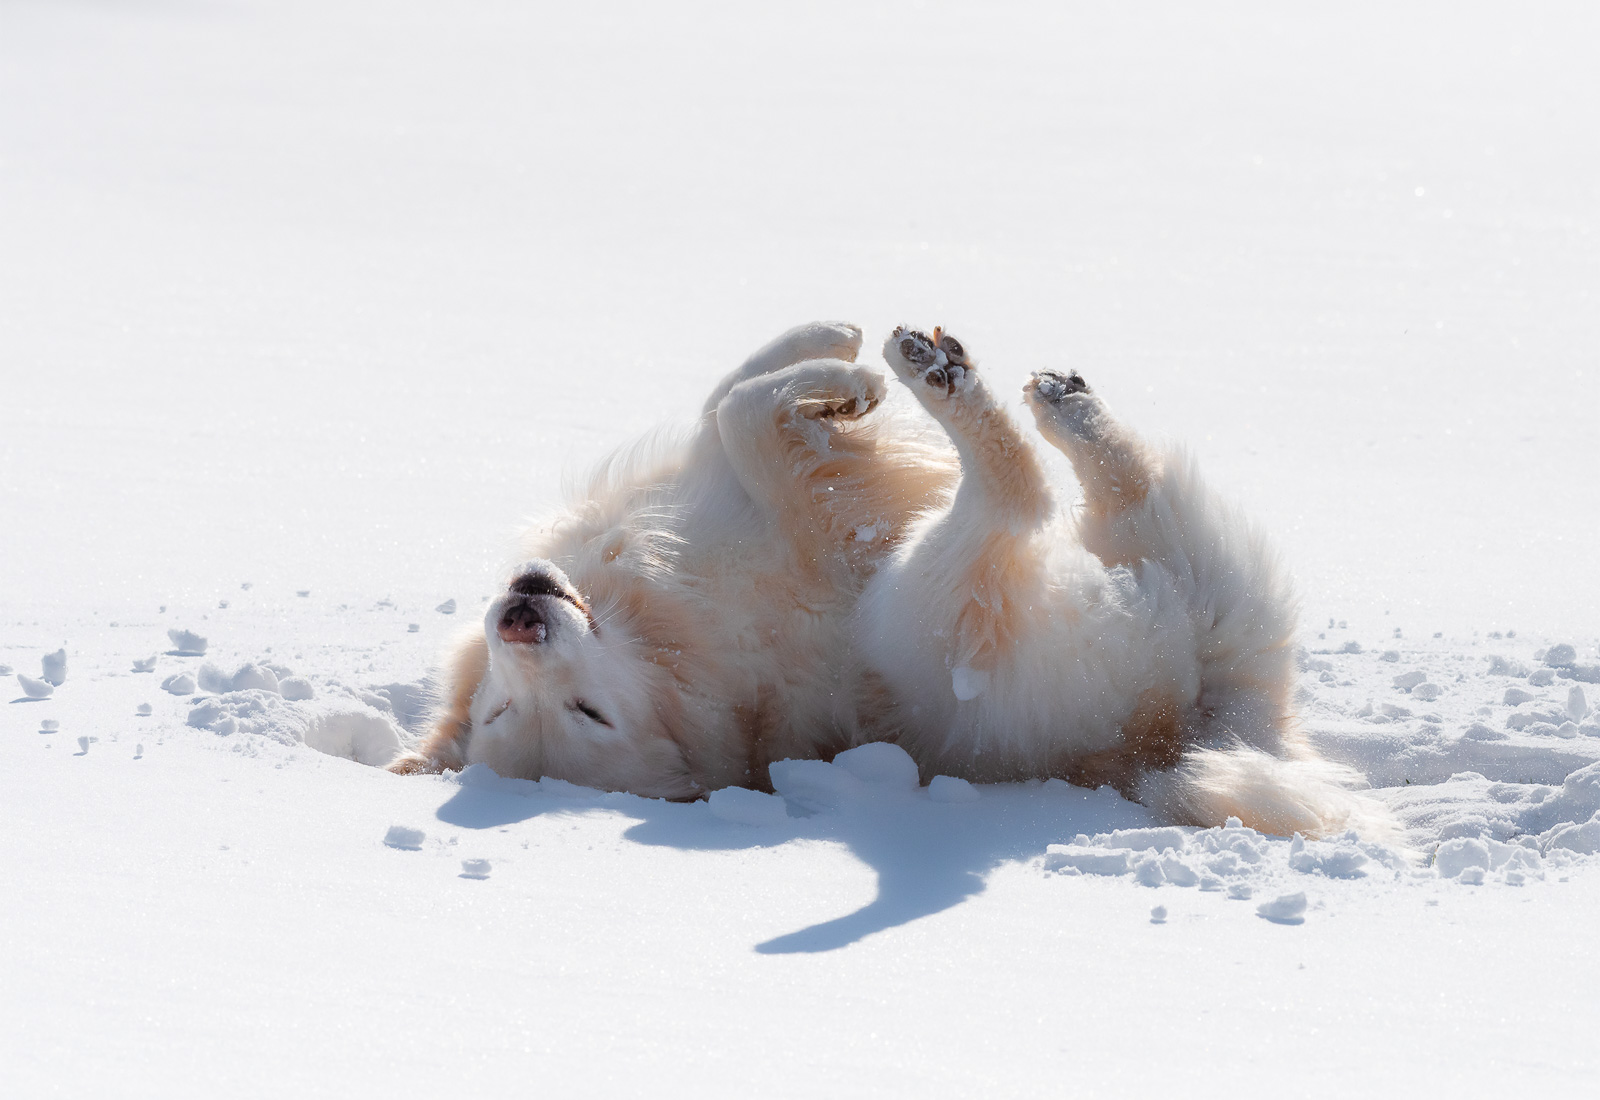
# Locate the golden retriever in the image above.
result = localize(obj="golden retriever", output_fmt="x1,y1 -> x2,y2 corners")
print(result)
390,321 -> 1374,836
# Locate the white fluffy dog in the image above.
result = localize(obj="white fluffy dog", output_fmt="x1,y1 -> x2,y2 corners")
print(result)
391,321 -> 1373,836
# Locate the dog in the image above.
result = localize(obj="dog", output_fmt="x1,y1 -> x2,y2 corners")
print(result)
390,321 -> 1376,836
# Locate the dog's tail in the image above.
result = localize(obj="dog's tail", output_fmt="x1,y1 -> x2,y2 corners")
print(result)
1135,743 -> 1397,843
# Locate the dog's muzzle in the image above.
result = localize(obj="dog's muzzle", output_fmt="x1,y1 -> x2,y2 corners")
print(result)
496,563 -> 590,645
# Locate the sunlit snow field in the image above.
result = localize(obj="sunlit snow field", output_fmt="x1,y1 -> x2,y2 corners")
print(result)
3,1 -> 1598,1095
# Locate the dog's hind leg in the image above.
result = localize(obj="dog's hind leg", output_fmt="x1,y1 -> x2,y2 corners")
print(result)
1025,370 -> 1301,764
700,321 -> 864,414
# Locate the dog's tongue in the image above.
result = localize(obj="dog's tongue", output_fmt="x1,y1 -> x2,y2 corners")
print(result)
497,601 -> 548,645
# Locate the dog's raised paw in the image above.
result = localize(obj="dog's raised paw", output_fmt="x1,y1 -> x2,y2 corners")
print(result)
885,325 -> 972,397
1028,369 -> 1090,403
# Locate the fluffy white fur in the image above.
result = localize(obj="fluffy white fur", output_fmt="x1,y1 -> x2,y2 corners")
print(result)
390,320 -> 1380,837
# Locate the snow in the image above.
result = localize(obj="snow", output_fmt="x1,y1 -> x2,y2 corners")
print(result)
15,674 -> 53,699
165,629 -> 208,656
1256,892 -> 1309,924
4,0 -> 1600,1094
40,648 -> 66,686
950,664 -> 990,701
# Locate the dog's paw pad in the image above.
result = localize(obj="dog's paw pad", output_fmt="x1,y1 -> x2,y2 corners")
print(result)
1029,369 -> 1090,403
891,326 -> 938,367
887,326 -> 972,397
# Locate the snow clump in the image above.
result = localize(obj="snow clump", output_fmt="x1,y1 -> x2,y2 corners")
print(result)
166,628 -> 208,655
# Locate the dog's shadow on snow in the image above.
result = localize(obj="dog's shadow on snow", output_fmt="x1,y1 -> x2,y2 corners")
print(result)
431,748 -> 1154,955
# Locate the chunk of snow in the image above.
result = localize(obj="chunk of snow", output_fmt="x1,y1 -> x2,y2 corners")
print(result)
1567,685 -> 1589,721
460,859 -> 492,879
1544,643 -> 1577,668
951,665 -> 989,701
76,736 -> 91,753
17,673 -> 53,698
195,663 -> 231,693
832,742 -> 920,788
928,775 -> 980,803
41,718 -> 60,731
435,598 -> 457,615
768,758 -> 865,815
1528,668 -> 1555,687
1392,670 -> 1427,691
1256,892 -> 1308,923
1542,813 -> 1600,855
1434,837 -> 1491,879
41,648 -> 67,685
1411,682 -> 1442,701
279,677 -> 315,701
230,664 -> 280,693
1503,687 -> 1535,706
1149,905 -> 1167,924
166,628 -> 208,655
132,655 -> 158,673
1487,655 -> 1529,676
708,787 -> 790,827
160,672 -> 196,695
1380,650 -> 1400,663
383,826 -> 425,850
136,703 -> 152,716
1288,833 -> 1369,878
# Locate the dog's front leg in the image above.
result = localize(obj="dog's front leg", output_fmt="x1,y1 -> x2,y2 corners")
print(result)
386,629 -> 487,774
874,327 -> 1055,679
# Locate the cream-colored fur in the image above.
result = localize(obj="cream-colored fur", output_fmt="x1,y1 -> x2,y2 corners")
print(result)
390,320 -> 1380,836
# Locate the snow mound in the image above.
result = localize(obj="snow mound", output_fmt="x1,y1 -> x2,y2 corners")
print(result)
928,775 -> 980,803
1044,817 -> 1404,893
184,691 -> 401,765
831,742 -> 920,788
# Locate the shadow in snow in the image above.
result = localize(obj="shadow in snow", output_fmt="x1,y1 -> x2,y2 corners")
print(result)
432,757 -> 1154,955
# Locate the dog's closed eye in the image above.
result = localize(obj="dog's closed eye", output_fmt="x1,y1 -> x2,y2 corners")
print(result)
568,700 -> 612,728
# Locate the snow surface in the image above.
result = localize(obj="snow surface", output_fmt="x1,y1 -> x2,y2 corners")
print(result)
3,1 -> 1599,1096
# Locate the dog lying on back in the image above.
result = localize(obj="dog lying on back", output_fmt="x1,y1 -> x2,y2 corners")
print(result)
390,321 -> 1374,836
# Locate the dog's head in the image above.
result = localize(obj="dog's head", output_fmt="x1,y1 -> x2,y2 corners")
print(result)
466,559 -> 701,798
